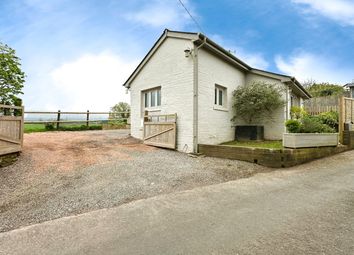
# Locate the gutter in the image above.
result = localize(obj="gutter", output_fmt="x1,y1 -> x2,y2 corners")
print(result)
192,35 -> 207,153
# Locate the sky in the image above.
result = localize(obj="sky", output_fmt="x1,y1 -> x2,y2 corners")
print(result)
1,0 -> 354,111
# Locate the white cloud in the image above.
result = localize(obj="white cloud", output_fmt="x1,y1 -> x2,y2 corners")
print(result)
292,0 -> 354,26
49,52 -> 137,111
209,34 -> 269,70
124,0 -> 194,29
275,52 -> 353,84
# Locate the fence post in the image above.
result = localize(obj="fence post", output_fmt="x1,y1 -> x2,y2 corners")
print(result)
56,110 -> 61,129
86,110 -> 89,127
20,106 -> 24,148
339,96 -> 345,144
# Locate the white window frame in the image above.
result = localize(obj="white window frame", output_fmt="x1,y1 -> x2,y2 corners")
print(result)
142,87 -> 161,110
214,84 -> 227,111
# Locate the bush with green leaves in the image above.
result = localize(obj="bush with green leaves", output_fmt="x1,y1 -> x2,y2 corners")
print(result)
300,116 -> 335,133
290,106 -> 307,120
285,110 -> 336,133
285,119 -> 302,133
318,111 -> 338,131
232,82 -> 285,124
44,122 -> 55,130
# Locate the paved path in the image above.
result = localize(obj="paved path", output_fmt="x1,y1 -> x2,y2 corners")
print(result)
1,151 -> 354,254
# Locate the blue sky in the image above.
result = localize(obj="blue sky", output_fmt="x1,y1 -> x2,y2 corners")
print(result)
1,0 -> 354,110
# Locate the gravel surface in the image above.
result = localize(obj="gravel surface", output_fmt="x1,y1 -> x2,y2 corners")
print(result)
0,130 -> 270,233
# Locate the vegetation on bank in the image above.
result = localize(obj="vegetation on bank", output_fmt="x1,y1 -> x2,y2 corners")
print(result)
222,140 -> 283,149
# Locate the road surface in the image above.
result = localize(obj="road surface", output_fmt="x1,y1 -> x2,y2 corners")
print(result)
1,150 -> 354,254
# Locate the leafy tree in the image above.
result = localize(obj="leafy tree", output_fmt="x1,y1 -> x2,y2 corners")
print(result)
110,102 -> 130,121
303,80 -> 346,97
0,43 -> 25,106
231,81 -> 285,124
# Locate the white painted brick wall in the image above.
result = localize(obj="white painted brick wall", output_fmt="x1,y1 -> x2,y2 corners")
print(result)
129,37 -> 195,152
198,49 -> 246,145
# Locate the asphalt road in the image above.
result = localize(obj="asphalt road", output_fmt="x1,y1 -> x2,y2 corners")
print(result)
1,150 -> 354,255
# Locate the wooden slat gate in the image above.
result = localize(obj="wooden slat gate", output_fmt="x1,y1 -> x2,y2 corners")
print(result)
143,113 -> 177,149
0,105 -> 24,155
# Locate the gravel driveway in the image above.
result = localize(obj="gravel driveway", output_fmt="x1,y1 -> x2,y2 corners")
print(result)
0,130 -> 269,232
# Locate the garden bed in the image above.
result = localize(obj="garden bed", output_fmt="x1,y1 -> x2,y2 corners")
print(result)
222,140 -> 283,149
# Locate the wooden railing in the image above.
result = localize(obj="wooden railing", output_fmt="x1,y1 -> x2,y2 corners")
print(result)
0,104 -> 24,153
304,95 -> 340,115
24,110 -> 130,129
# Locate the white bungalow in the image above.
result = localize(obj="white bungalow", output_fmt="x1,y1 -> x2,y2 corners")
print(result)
123,29 -> 311,153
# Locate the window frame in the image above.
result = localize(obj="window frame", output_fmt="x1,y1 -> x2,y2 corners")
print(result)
214,84 -> 227,110
142,87 -> 161,110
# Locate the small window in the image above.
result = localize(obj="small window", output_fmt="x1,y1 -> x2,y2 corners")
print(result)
143,87 -> 161,108
214,85 -> 226,107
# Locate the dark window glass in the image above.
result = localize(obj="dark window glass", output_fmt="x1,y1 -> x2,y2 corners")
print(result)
144,93 -> 148,107
215,88 -> 217,104
219,89 -> 223,106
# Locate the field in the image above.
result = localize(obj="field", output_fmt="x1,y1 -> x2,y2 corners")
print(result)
24,123 -> 102,133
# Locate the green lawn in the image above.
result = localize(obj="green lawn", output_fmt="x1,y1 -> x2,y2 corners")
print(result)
24,123 -> 102,133
221,140 -> 283,149
24,124 -> 47,133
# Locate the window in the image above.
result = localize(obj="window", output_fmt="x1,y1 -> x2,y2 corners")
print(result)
143,87 -> 161,108
214,85 -> 226,107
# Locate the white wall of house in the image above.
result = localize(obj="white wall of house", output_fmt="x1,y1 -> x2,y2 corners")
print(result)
129,37 -> 195,152
197,48 -> 246,145
128,34 -> 308,151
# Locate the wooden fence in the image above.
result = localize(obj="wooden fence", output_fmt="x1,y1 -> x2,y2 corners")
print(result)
304,96 -> 354,143
304,95 -> 340,115
24,110 -> 130,128
0,104 -> 24,155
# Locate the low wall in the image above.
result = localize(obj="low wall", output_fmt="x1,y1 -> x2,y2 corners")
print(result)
343,131 -> 354,149
0,152 -> 19,168
198,144 -> 349,168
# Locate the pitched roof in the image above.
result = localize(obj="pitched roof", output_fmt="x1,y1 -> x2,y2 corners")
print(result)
123,29 -> 311,99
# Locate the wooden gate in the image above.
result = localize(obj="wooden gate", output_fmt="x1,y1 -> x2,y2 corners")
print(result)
143,113 -> 177,149
0,105 -> 24,155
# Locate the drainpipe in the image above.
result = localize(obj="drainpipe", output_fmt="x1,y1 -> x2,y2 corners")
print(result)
192,35 -> 207,153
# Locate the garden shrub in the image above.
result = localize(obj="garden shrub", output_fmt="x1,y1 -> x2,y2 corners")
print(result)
232,81 -> 285,124
285,109 -> 338,133
44,122 -> 55,130
318,111 -> 338,131
290,106 -> 307,120
300,116 -> 335,133
285,119 -> 302,133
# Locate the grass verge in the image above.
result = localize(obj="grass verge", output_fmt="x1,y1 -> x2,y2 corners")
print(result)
24,124 -> 102,133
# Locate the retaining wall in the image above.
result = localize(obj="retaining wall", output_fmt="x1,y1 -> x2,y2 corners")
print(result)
199,144 -> 349,168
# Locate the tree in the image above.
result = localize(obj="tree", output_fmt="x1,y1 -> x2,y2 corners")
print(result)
303,81 -> 347,97
0,43 -> 25,106
231,82 -> 285,124
110,102 -> 130,121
